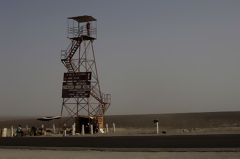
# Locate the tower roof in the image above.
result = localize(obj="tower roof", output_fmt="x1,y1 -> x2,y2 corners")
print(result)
68,15 -> 97,23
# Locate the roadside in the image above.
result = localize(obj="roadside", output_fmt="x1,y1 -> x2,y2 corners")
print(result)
0,149 -> 240,159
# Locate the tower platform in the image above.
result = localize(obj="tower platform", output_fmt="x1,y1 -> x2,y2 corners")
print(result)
70,35 -> 96,41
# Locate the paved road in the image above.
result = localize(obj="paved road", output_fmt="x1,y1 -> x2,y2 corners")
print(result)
0,134 -> 240,148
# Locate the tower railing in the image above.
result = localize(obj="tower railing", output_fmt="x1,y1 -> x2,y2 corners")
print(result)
60,41 -> 73,59
103,93 -> 111,104
91,87 -> 111,104
67,23 -> 97,39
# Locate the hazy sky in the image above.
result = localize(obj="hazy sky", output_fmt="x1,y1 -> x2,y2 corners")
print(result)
0,0 -> 240,116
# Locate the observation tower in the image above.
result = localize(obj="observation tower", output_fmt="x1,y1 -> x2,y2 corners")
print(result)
60,15 -> 111,129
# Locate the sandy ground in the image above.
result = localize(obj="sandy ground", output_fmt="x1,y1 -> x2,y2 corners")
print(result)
112,127 -> 240,135
1,112 -> 240,130
0,149 -> 240,159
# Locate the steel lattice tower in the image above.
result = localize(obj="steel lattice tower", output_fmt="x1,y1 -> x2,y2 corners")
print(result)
60,16 -> 111,121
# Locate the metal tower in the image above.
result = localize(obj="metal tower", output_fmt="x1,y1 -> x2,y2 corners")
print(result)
60,16 -> 111,123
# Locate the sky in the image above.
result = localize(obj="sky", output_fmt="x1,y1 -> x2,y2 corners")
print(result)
0,0 -> 240,116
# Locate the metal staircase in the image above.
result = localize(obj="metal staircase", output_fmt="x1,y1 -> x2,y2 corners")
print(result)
90,89 -> 111,114
61,39 -> 82,72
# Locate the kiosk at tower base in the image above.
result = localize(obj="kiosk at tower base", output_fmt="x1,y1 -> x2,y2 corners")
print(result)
60,15 -> 111,132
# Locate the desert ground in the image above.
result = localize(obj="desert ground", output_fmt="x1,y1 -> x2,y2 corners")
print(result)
1,111 -> 240,135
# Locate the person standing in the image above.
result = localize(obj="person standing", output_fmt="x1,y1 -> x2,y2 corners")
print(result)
16,125 -> 23,137
86,22 -> 90,36
63,123 -> 67,136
